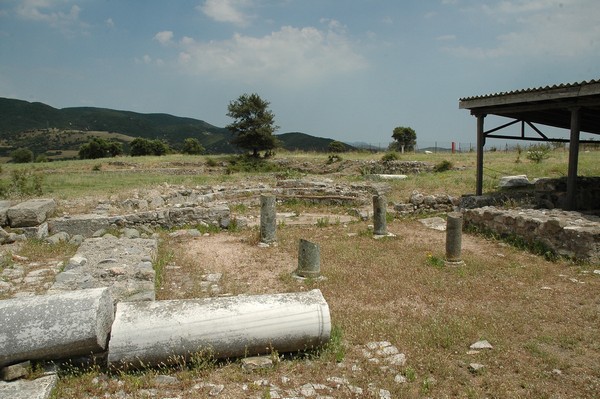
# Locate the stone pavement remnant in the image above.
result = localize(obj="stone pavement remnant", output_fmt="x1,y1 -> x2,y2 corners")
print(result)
108,289 -> 331,368
0,287 -> 114,368
7,199 -> 56,228
49,234 -> 157,302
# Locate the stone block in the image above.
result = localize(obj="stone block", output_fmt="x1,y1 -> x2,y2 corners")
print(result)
0,374 -> 57,399
1,361 -> 30,381
166,205 -> 230,229
0,201 -> 13,227
0,287 -> 114,367
48,214 -> 111,238
7,199 -> 56,228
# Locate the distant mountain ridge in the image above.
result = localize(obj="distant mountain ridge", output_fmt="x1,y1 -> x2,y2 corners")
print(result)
0,97 -> 348,156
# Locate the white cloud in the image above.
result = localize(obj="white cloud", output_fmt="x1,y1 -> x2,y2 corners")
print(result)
445,0 -> 600,58
154,30 -> 174,45
198,0 -> 253,27
16,0 -> 82,30
165,24 -> 367,87
105,17 -> 114,28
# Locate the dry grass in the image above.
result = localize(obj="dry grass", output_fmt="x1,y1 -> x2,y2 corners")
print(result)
7,149 -> 598,398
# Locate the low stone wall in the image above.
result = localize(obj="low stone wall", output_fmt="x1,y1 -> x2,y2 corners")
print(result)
463,206 -> 600,263
394,190 -> 460,214
460,176 -> 600,212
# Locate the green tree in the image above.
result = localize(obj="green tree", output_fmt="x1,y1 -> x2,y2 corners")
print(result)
79,137 -> 123,159
129,138 -> 153,156
391,126 -> 417,152
129,138 -> 169,156
226,93 -> 279,157
328,140 -> 347,153
150,139 -> 169,156
10,147 -> 34,163
182,138 -> 205,155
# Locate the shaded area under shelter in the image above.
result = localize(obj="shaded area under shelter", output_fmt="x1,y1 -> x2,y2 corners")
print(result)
459,79 -> 600,210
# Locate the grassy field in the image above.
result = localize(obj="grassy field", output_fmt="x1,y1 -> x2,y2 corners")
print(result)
1,149 -> 598,398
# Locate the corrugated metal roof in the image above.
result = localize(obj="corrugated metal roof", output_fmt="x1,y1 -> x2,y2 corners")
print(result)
459,79 -> 600,102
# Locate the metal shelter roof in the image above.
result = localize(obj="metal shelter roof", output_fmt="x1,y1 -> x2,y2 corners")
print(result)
459,79 -> 600,135
460,79 -> 599,210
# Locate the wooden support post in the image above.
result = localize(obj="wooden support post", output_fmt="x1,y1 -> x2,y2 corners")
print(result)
476,114 -> 486,196
566,107 -> 581,210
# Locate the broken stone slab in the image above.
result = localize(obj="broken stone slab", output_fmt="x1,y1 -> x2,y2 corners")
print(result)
241,356 -> 275,371
0,374 -> 58,399
419,217 -> 446,231
0,287 -> 114,367
470,340 -> 493,350
7,199 -> 56,228
366,174 -> 408,180
498,175 -> 531,188
1,361 -> 30,381
108,289 -> 331,368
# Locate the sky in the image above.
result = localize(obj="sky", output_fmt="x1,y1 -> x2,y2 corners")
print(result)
1,0 -> 599,149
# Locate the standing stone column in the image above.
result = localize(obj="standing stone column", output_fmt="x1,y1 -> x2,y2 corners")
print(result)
445,212 -> 464,265
295,239 -> 321,278
260,195 -> 276,244
373,194 -> 387,236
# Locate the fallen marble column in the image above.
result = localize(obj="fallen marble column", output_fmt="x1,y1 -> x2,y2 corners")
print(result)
0,288 -> 114,367
108,289 -> 331,368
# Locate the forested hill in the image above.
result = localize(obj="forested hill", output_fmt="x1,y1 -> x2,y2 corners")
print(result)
0,97 -> 350,155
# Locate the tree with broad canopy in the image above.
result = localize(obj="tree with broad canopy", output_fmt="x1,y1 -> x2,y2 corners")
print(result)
226,93 -> 279,157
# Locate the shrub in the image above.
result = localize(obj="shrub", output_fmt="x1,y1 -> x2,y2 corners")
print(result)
326,154 -> 342,164
433,160 -> 453,172
35,154 -> 49,163
181,138 -> 205,155
10,147 -> 33,163
526,144 -> 551,164
328,141 -> 347,153
381,152 -> 399,162
205,157 -> 218,167
79,137 -> 123,159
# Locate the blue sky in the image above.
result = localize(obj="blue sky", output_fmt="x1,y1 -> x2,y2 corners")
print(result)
1,0 -> 599,148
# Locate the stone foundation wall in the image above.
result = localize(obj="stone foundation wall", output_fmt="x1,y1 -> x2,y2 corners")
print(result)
463,206 -> 600,263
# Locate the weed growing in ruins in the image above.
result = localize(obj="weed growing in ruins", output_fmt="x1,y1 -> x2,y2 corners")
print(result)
316,217 -> 330,227
433,159 -> 453,172
18,239 -> 78,262
0,168 -> 44,199
321,325 -> 345,363
153,236 -> 174,289
426,253 -> 445,268
230,203 -> 249,214
381,152 -> 400,162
